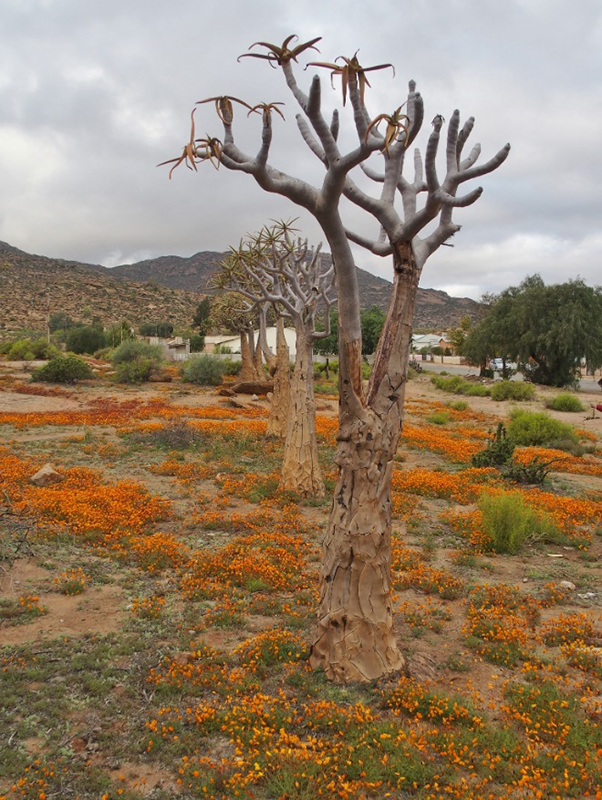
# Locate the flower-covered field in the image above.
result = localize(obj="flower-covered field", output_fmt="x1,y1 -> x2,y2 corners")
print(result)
1,365 -> 601,800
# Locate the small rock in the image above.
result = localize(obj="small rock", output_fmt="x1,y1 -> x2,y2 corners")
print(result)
522,577 -> 528,583
30,463 -> 64,486
251,394 -> 259,401
559,580 -> 576,591
547,553 -> 564,558
577,592 -> 596,601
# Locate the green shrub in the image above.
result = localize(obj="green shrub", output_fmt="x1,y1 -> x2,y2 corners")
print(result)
490,381 -> 535,402
221,358 -> 242,377
431,374 -> 491,397
32,355 -> 93,384
447,400 -> 468,411
479,491 -> 559,554
427,411 -> 450,425
462,383 -> 491,397
507,409 -> 578,447
115,358 -> 157,383
111,340 -> 163,383
182,354 -> 225,385
6,339 -> 36,360
431,374 -> 465,393
545,393 -> 585,412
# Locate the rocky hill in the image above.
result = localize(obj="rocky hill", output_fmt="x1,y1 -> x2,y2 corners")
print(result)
111,251 -> 483,329
0,242 -> 203,333
0,241 -> 482,334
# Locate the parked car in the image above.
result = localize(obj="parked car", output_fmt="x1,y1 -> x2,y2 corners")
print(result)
489,358 -> 518,372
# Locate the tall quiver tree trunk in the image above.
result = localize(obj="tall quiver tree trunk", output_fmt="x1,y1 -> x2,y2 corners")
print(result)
310,242 -> 418,683
239,327 -> 260,382
279,322 -> 323,496
266,317 -> 290,438
162,36 -> 510,683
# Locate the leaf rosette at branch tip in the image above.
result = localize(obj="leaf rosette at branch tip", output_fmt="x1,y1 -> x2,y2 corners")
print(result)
364,105 -> 410,152
238,34 -> 322,67
196,95 -> 252,124
156,108 -> 224,176
306,50 -> 395,105
247,102 -> 286,123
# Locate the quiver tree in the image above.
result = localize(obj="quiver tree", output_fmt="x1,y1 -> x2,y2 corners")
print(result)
208,290 -> 262,381
217,222 -> 335,497
162,35 -> 509,682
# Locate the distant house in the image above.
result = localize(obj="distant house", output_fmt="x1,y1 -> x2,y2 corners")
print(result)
412,332 -> 457,355
145,335 -> 190,362
204,327 -> 298,358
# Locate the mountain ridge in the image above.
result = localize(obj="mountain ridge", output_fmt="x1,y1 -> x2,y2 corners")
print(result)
0,241 -> 483,333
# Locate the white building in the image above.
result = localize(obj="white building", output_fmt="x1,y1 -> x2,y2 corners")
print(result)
204,327 -> 298,357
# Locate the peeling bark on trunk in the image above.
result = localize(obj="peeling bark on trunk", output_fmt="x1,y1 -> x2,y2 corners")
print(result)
266,318 -> 290,439
310,242 -> 419,683
239,328 -> 259,382
279,325 -> 324,497
253,337 -> 265,379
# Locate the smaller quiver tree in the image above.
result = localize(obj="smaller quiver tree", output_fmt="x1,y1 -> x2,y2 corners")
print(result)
219,222 -> 335,496
208,290 -> 262,382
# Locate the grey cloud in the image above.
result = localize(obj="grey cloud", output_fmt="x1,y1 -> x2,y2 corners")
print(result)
0,0 -> 600,298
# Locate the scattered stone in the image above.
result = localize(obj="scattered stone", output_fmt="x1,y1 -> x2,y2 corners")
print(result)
577,592 -> 596,601
30,463 -> 64,486
559,580 -> 576,591
522,577 -> 528,583
547,553 -> 564,558
251,394 -> 259,402
217,387 -> 235,396
231,380 -> 274,395
406,651 -> 438,682
220,398 -> 246,409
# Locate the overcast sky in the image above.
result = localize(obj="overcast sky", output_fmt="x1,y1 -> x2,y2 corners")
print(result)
1,0 -> 600,300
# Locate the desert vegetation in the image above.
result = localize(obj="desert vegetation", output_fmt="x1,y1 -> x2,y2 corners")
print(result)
0,358 -> 601,799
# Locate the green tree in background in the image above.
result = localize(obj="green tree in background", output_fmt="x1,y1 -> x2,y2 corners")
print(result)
66,325 -> 106,355
193,297 -> 212,334
464,276 -> 602,387
139,322 -> 174,338
360,306 -> 386,355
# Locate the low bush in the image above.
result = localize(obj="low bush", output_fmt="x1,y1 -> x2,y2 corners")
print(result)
490,381 -> 535,402
182,354 -> 225,385
4,337 -> 59,361
545,393 -> 585,412
479,490 -> 560,554
32,355 -> 93,384
462,383 -> 491,397
111,340 -> 163,383
431,374 -> 491,397
221,358 -> 242,377
447,400 -> 468,411
507,409 -> 578,447
426,411 -> 450,425
431,374 -> 464,393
